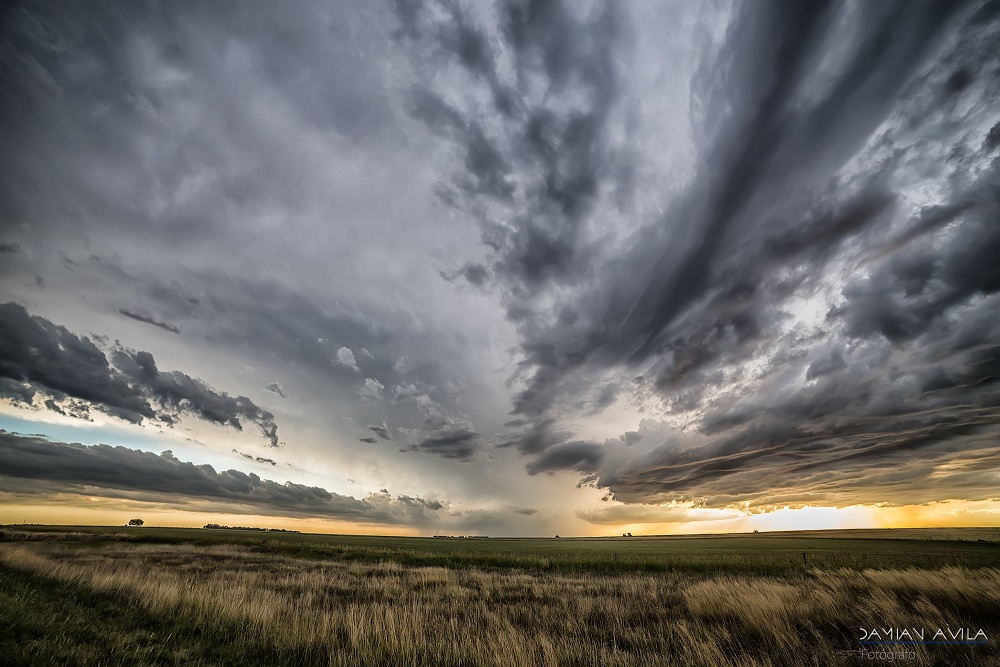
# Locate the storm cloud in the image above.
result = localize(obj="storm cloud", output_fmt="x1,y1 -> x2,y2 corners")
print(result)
0,303 -> 279,446
0,432 -> 444,525
2,0 -> 1000,531
394,0 -> 1000,510
118,308 -> 180,334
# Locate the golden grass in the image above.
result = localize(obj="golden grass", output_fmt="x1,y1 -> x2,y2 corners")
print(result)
2,541 -> 998,666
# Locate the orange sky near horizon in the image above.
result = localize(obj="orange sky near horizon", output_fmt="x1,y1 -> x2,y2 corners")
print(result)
4,497 -> 999,537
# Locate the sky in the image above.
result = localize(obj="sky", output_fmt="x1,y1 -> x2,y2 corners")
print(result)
2,0 -> 1000,536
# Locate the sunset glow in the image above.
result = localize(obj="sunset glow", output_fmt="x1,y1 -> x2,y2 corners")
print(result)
3,0 -> 1000,538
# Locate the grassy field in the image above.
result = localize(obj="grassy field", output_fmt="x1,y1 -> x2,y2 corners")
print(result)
1,526 -> 998,666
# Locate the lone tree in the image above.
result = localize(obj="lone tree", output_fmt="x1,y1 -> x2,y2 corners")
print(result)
128,518 -> 144,527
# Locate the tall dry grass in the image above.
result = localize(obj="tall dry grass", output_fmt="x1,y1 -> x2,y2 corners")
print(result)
2,541 -> 997,666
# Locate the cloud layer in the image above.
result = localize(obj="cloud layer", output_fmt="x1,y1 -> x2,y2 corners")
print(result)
0,303 -> 279,445
394,0 -> 1000,507
2,0 -> 1000,530
0,431 -> 445,524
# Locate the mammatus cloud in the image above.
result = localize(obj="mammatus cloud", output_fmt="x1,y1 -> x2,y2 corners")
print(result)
0,432 -> 444,525
0,303 -> 280,446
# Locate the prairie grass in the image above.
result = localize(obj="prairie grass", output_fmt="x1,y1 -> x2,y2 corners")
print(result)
2,535 -> 998,666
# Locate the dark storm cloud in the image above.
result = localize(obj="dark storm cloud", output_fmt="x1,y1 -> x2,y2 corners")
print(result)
0,377 -> 36,404
118,308 -> 180,334
525,441 -> 603,476
412,429 -> 479,461
499,417 -> 571,455
458,263 -> 490,287
521,0 -> 964,403
0,242 -> 21,254
0,303 -> 279,446
1,0 -> 519,482
985,121 -> 1000,150
368,423 -> 393,440
0,432 -> 444,524
0,302 -> 156,423
359,437 -> 378,444
397,0 -> 1000,511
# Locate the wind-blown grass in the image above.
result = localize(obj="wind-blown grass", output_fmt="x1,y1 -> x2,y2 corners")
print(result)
2,531 -> 998,666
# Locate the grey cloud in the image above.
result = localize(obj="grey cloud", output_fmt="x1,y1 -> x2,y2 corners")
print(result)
68,261 -> 499,462
394,494 -> 445,511
358,437 -> 378,444
511,506 -> 538,516
597,310 -> 1000,506
395,0 -> 626,289
0,242 -> 21,254
113,349 -> 280,447
439,262 -> 490,287
4,0 -> 1000,521
412,429 -> 479,461
0,302 -> 157,423
400,0 -> 996,499
806,350 -> 846,380
368,423 -> 393,440
526,441 -> 604,476
232,449 -> 277,467
0,377 -> 37,404
118,308 -> 180,334
985,121 -> 1000,151
458,263 -> 490,287
264,382 -> 286,398
499,417 -> 572,455
0,303 -> 279,446
0,432 -> 442,524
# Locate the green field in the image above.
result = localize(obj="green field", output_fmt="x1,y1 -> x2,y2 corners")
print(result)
2,526 -> 998,666
5,524 -> 999,574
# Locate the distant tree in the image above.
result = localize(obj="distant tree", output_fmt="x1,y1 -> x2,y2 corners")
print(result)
128,518 -> 144,527
555,535 -> 560,539
627,532 -> 633,537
